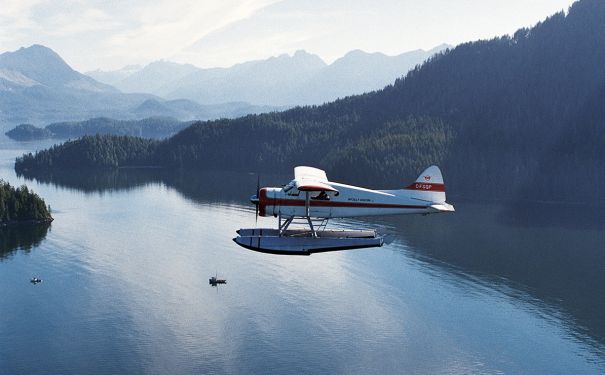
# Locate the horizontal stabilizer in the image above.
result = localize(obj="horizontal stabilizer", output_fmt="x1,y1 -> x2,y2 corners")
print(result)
430,203 -> 455,212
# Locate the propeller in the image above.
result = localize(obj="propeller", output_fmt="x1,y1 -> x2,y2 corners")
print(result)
255,174 -> 260,224
250,174 -> 260,224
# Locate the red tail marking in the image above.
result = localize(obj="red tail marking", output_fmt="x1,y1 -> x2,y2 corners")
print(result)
405,183 -> 445,192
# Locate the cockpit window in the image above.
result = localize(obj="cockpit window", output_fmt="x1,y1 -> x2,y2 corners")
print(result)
283,181 -> 299,195
283,181 -> 294,192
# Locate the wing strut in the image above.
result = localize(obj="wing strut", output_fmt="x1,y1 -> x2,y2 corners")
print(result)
305,191 -> 317,238
278,192 -> 320,238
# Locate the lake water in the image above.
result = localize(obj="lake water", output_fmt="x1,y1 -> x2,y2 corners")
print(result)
1,134 -> 604,374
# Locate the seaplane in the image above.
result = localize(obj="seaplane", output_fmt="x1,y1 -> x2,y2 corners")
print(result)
233,165 -> 455,255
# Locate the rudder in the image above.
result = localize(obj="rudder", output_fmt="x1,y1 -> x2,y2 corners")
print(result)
404,165 -> 447,203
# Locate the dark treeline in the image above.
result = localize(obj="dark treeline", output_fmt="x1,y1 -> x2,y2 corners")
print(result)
16,134 -> 160,170
0,180 -> 52,225
5,116 -> 191,141
15,0 -> 605,204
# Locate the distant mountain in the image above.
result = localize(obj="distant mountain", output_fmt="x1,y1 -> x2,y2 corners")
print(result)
299,45 -> 450,104
131,98 -> 282,121
91,46 -> 450,106
21,0 -> 605,205
0,44 -> 114,92
161,50 -> 328,106
0,45 -> 155,125
86,64 -> 142,86
0,45 -> 279,127
113,61 -> 199,95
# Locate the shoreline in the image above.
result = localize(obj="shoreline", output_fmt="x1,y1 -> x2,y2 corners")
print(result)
0,218 -> 54,228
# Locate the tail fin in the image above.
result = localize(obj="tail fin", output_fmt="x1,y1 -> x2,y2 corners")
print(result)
410,165 -> 444,187
404,166 -> 454,211
405,166 -> 445,195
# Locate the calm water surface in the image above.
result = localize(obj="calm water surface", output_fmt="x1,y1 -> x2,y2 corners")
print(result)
1,134 -> 604,374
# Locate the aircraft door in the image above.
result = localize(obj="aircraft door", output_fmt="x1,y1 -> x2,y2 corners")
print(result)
309,191 -> 333,218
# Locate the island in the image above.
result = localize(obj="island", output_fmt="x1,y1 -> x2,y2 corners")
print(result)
0,180 -> 53,226
5,124 -> 54,141
5,116 -> 191,141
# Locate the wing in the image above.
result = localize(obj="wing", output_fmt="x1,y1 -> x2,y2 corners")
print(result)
294,166 -> 329,182
293,166 -> 338,192
296,180 -> 338,192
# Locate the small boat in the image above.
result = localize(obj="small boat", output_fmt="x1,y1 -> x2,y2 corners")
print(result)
30,277 -> 42,284
209,275 -> 227,286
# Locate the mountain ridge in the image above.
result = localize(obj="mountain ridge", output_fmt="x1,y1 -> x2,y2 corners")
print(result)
87,45 -> 450,106
0,45 -> 281,127
0,44 -> 115,92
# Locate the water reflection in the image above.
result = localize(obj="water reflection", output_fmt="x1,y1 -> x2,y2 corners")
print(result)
498,200 -> 605,231
17,168 -> 285,204
14,167 -> 605,354
0,224 -> 51,260
17,168 -> 164,194
377,203 -> 605,349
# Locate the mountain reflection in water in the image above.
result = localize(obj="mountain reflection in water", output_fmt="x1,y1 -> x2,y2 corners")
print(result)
376,201 -> 605,349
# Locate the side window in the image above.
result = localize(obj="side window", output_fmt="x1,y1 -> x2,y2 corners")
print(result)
311,191 -> 330,200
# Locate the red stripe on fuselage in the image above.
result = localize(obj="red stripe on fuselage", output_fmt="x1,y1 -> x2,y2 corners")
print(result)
264,199 -> 427,209
257,188 -> 430,217
259,192 -> 425,210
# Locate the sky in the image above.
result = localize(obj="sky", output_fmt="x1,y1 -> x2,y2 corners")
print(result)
0,0 -> 577,72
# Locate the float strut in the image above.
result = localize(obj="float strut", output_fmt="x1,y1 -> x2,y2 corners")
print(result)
305,192 -> 317,238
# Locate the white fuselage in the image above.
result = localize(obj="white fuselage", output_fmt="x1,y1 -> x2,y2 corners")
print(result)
258,182 -> 440,218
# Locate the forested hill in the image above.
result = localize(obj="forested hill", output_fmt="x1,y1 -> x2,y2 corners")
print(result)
0,180 -> 53,226
16,0 -> 605,204
160,0 -> 605,203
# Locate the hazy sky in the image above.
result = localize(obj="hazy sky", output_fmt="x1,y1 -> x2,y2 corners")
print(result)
0,0 -> 576,72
